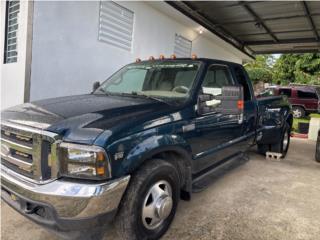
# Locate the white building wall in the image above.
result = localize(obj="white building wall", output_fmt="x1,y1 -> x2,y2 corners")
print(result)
0,1 -> 31,110
29,1 -> 249,101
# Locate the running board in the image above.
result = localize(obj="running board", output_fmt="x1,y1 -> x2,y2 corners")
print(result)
192,153 -> 249,193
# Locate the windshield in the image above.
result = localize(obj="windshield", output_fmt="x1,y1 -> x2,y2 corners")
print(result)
95,61 -> 201,103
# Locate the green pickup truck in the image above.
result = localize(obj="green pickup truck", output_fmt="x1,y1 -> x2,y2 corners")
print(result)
1,58 -> 292,239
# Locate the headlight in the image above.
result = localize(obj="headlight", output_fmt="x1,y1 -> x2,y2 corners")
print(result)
59,142 -> 111,180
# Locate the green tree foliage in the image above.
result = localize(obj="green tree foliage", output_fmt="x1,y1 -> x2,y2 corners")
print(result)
246,53 -> 320,85
244,55 -> 274,83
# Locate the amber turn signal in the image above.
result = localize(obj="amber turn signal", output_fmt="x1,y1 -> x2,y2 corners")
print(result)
237,100 -> 244,109
96,152 -> 106,176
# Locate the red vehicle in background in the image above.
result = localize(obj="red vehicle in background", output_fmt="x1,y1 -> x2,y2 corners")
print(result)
257,85 -> 320,118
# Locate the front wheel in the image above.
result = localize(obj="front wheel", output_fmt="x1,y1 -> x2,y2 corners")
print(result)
115,159 -> 180,240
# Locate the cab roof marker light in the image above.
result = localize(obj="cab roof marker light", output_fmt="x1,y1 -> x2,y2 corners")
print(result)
149,56 -> 155,60
159,54 -> 165,60
171,54 -> 176,59
135,58 -> 141,62
191,54 -> 197,60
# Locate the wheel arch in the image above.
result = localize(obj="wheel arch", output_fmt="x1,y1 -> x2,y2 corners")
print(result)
121,135 -> 193,199
286,113 -> 293,128
291,104 -> 306,111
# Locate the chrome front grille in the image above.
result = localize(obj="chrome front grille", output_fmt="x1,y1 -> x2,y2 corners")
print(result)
1,121 -> 59,182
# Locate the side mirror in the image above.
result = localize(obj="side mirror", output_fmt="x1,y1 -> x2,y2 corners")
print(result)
197,86 -> 244,115
92,81 -> 100,92
198,93 -> 215,102
216,86 -> 244,115
197,93 -> 215,115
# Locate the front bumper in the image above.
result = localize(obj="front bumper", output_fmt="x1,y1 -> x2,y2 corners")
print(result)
1,165 -> 130,231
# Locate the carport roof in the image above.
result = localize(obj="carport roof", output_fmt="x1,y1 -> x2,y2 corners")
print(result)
167,1 -> 320,57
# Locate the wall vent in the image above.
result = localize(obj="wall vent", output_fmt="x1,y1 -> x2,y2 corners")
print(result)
174,34 -> 192,57
4,0 -> 20,64
98,1 -> 134,51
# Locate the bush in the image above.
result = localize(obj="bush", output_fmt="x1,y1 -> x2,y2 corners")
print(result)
245,67 -> 273,84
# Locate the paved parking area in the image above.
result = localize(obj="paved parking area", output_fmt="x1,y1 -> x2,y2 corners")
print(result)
1,138 -> 320,240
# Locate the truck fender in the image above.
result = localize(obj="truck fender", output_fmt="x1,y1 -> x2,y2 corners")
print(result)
122,134 -> 192,173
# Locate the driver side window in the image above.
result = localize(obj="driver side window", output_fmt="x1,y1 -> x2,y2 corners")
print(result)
201,65 -> 233,107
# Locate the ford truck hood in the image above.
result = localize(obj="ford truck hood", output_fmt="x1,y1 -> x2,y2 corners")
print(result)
1,94 -> 180,144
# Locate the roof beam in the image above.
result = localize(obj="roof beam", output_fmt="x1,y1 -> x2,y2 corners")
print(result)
239,1 -> 279,43
237,29 -> 319,37
218,13 -> 320,26
255,49 -> 320,54
301,1 -> 320,41
245,38 -> 319,45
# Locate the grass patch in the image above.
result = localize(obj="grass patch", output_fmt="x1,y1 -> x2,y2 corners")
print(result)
292,113 -> 320,133
310,113 -> 320,118
292,118 -> 309,133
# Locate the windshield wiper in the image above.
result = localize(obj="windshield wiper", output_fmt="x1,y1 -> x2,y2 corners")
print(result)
131,91 -> 174,106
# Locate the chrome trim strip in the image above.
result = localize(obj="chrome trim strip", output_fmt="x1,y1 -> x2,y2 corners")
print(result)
2,120 -> 57,138
1,154 -> 33,172
1,121 -> 60,182
1,163 -> 52,185
1,164 -> 130,219
1,138 -> 33,154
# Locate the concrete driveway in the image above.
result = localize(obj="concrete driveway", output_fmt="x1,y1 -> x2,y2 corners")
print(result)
2,138 -> 320,240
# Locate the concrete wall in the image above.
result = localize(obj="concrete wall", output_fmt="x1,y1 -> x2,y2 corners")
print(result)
30,1 -> 249,101
0,1 -> 32,110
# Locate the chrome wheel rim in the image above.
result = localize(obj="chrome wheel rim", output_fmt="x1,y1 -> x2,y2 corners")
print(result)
283,131 -> 289,151
293,109 -> 302,118
142,180 -> 173,230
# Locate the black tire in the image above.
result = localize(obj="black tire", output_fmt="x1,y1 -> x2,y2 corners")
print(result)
292,106 -> 305,118
257,143 -> 270,156
316,132 -> 320,162
115,159 -> 180,240
270,123 -> 291,158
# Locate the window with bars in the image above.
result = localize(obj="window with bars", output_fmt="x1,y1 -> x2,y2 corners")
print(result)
174,34 -> 192,58
4,0 -> 20,64
98,1 -> 134,51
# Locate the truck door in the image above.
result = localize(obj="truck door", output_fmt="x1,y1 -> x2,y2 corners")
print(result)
233,65 -> 258,149
189,64 -> 245,173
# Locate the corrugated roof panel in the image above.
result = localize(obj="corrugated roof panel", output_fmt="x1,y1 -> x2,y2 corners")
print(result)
239,34 -> 273,42
275,31 -> 315,40
205,5 -> 254,23
265,17 -> 310,32
306,1 -> 320,15
313,15 -> 320,29
187,2 -> 254,23
224,22 -> 267,35
168,1 -> 320,54
250,1 -> 304,19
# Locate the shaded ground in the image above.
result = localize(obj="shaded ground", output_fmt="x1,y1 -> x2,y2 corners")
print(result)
1,138 -> 319,240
